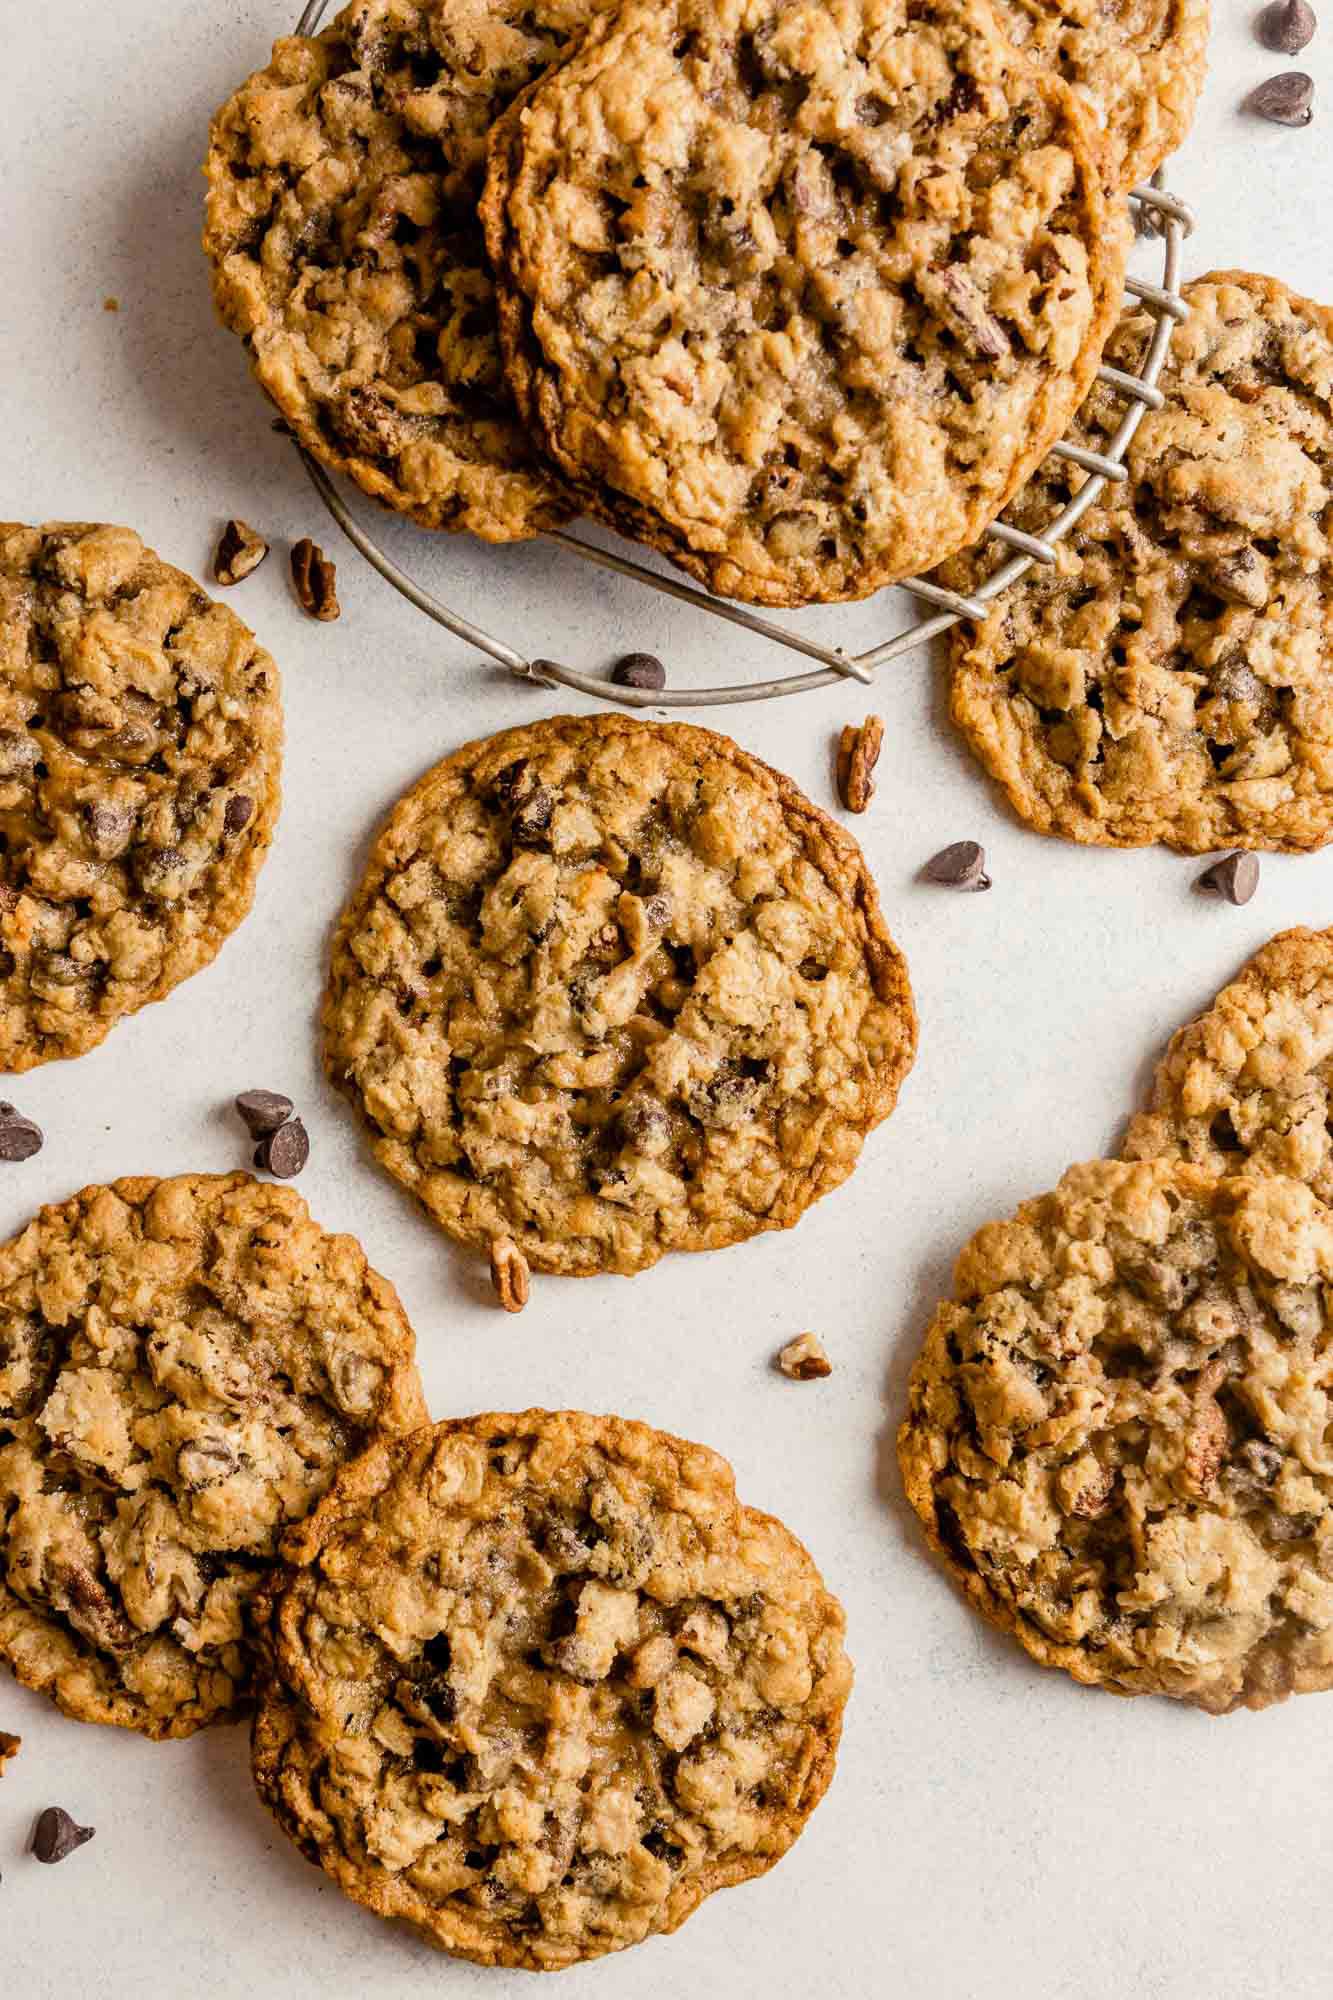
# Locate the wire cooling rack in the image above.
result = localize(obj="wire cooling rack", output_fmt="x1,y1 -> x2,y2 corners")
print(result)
292,0 -> 1192,708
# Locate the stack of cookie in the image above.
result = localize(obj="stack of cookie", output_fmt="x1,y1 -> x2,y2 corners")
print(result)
900,928 -> 1333,1715
202,0 -> 1208,604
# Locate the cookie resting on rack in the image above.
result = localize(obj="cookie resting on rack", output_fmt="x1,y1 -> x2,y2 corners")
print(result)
0,522 -> 281,1070
203,0 -> 611,541
0,1173 -> 426,1738
322,713 -> 916,1276
1125,928 -> 1333,1201
900,1157 -> 1333,1713
940,272 -> 1333,851
482,0 -> 1127,605
251,1410 -> 852,1970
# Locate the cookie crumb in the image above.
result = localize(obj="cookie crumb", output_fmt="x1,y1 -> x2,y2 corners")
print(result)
776,1332 -> 832,1380
102,296 -> 119,313
836,717 -> 884,813
0,1730 -> 20,1774
490,1236 -> 530,1312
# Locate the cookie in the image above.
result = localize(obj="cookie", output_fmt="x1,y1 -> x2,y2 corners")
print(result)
0,1173 -> 426,1738
942,272 -> 1333,851
251,1410 -> 851,1969
992,0 -> 1209,189
0,522 -> 282,1070
203,0 -> 606,542
1124,929 -> 1333,1202
481,0 -> 1126,607
899,1156 -> 1333,1713
322,713 -> 916,1277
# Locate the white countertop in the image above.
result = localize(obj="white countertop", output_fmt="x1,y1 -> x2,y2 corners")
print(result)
4,6 -> 1333,1996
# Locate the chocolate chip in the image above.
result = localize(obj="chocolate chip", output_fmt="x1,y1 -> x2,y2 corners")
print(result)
223,794 -> 254,834
1197,851 -> 1260,905
511,785 -> 556,846
256,1116 -> 309,1179
0,1104 -> 43,1161
85,801 -> 133,859
610,653 -> 666,691
1258,0 -> 1316,52
290,538 -> 340,620
213,519 -> 269,587
234,1089 -> 294,1138
1247,70 -> 1314,123
32,1807 -> 94,1864
922,841 -> 991,891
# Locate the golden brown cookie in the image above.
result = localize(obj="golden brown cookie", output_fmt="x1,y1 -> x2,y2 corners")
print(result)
322,713 -> 916,1276
0,1173 -> 426,1738
1125,929 -> 1333,1200
482,0 -> 1127,606
202,0 -> 609,541
942,273 -> 1333,851
900,1156 -> 1333,1714
251,1410 -> 852,1969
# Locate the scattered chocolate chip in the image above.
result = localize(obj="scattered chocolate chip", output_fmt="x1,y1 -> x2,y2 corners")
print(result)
1247,70 -> 1314,123
611,652 -> 666,691
223,794 -> 254,835
291,538 -> 340,620
234,1089 -> 294,1138
32,1807 -> 95,1864
836,715 -> 885,812
0,1104 -> 43,1161
1197,850 -> 1260,905
1258,0 -> 1316,51
213,519 -> 269,587
922,841 -> 991,891
490,1235 -> 530,1312
776,1332 -> 832,1380
256,1116 -> 310,1179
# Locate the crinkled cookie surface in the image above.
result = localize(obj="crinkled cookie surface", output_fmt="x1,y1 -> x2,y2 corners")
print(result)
0,1173 -> 426,1738
1126,929 -> 1333,1202
252,1410 -> 852,1970
0,523 -> 282,1070
941,272 -> 1333,851
322,713 -> 916,1276
483,0 -> 1125,606
899,1157 -> 1333,1713
992,0 -> 1208,189
203,0 -> 605,540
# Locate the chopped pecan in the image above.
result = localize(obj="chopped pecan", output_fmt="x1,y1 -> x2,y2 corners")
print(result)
51,1559 -> 136,1654
776,1332 -> 832,1380
213,519 -> 269,586
836,714 -> 885,812
1202,547 -> 1270,609
927,267 -> 1010,361
490,1236 -> 530,1314
0,1730 -> 19,1773
291,538 -> 340,621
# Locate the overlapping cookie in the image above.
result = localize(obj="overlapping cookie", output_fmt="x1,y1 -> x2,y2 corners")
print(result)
0,522 -> 282,1069
252,1410 -> 851,1969
322,713 -> 916,1276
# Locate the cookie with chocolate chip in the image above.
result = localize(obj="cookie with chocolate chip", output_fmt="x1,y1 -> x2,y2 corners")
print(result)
203,0 -> 605,541
941,272 -> 1333,851
0,523 -> 282,1069
0,1173 -> 426,1738
251,1410 -> 851,1969
1125,928 -> 1333,1199
322,713 -> 916,1276
481,0 -> 1126,605
899,1156 -> 1333,1713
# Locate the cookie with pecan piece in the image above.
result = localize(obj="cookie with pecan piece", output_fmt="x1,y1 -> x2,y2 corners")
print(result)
900,1157 -> 1333,1713
322,713 -> 915,1276
0,1173 -> 425,1738
0,523 -> 281,1069
251,1410 -> 851,1969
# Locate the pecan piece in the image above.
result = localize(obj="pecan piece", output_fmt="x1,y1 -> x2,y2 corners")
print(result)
213,519 -> 269,586
291,538 -> 340,621
836,714 -> 885,812
0,1730 -> 19,1773
776,1332 -> 832,1380
925,267 -> 1010,360
1202,548 -> 1270,609
490,1236 -> 530,1313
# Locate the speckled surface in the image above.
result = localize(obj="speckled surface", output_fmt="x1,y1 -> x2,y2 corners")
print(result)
4,4 -> 1333,1997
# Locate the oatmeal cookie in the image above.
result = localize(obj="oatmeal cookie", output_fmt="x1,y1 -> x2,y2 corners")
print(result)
899,1156 -> 1333,1713
251,1410 -> 851,1970
992,0 -> 1208,189
0,1173 -> 426,1738
0,522 -> 282,1070
942,272 -> 1333,851
481,0 -> 1126,607
322,713 -> 916,1277
1125,929 -> 1333,1200
203,0 -> 606,541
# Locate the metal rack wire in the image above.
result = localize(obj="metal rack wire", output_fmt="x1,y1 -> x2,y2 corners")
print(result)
292,0 -> 1193,709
